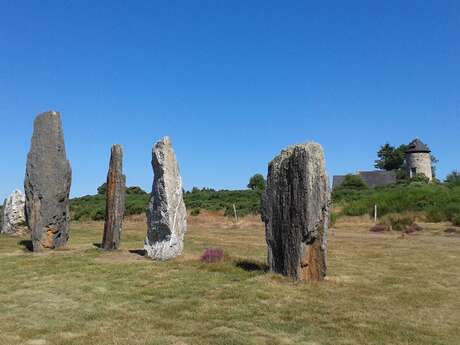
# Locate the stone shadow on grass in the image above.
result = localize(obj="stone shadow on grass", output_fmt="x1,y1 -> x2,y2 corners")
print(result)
235,260 -> 268,273
129,249 -> 146,257
18,240 -> 33,252
93,243 -> 102,249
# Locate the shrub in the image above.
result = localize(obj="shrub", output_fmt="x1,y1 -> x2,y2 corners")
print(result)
445,170 -> 460,187
190,208 -> 200,216
342,204 -> 369,216
425,207 -> 444,223
200,248 -> 224,263
330,212 -> 338,227
340,174 -> 368,190
126,186 -> 148,195
444,203 -> 460,222
93,209 -> 105,221
452,215 -> 460,227
409,174 -> 430,184
97,183 -> 107,195
382,214 -> 414,231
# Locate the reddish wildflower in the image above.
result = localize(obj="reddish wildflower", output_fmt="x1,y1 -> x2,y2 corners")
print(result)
200,248 -> 224,263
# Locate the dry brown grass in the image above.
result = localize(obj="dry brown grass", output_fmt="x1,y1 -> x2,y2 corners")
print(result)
0,213 -> 459,345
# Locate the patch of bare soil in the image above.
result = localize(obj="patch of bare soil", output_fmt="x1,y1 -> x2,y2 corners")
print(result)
95,249 -> 150,264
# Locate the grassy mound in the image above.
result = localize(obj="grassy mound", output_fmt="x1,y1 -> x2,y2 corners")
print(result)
333,182 -> 460,223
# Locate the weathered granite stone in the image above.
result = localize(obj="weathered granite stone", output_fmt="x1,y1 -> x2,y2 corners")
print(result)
102,145 -> 126,250
24,111 -> 72,251
144,137 -> 187,260
1,190 -> 26,235
262,142 -> 330,281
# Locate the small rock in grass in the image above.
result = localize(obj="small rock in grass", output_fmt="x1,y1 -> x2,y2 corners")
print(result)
404,223 -> 423,234
444,228 -> 460,235
369,224 -> 390,233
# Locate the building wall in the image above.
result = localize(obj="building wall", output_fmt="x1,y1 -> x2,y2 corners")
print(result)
406,152 -> 432,181
332,170 -> 397,189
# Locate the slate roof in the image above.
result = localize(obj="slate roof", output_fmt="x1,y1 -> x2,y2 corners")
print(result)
333,170 -> 397,189
406,138 -> 431,153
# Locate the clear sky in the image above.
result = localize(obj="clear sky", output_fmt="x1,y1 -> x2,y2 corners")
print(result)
0,1 -> 459,200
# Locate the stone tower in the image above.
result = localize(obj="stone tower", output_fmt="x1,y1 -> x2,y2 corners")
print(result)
405,139 -> 432,181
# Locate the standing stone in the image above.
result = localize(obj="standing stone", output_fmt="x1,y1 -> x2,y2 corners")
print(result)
144,137 -> 187,260
1,190 -> 26,235
24,111 -> 72,251
262,142 -> 330,282
102,145 -> 126,250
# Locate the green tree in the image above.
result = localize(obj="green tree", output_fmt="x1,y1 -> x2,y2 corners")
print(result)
445,170 -> 460,186
97,183 -> 107,195
247,174 -> 266,192
374,143 -> 408,171
431,154 -> 439,179
126,186 -> 147,195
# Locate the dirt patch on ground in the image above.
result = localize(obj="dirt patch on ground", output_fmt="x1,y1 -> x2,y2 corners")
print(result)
95,250 -> 151,264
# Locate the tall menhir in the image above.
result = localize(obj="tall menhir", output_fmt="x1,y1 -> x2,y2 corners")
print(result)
24,111 -> 72,251
144,137 -> 187,260
102,145 -> 126,250
262,142 -> 330,281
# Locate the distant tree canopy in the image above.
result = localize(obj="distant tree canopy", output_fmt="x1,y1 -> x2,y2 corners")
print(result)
97,183 -> 107,195
340,174 -> 368,190
374,143 -> 408,171
97,183 -> 147,195
247,174 -> 266,192
445,170 -> 460,186
126,186 -> 147,195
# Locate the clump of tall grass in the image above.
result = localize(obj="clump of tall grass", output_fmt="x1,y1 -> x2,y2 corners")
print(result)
380,214 -> 415,231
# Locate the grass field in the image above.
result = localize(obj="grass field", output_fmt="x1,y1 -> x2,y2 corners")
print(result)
0,212 -> 459,345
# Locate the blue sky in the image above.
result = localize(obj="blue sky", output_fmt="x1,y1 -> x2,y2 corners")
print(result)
0,1 -> 459,200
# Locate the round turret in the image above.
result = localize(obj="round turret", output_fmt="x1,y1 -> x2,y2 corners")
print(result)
405,139 -> 432,181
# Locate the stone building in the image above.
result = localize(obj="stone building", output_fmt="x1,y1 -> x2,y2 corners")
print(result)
333,170 -> 397,189
333,138 -> 434,189
405,138 -> 432,181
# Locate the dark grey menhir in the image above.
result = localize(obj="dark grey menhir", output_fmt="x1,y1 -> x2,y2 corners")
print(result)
24,111 -> 72,251
262,142 -> 330,281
